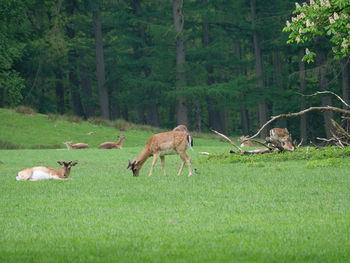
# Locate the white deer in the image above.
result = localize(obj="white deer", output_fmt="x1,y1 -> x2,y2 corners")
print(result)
127,130 -> 193,177
98,134 -> 126,149
64,141 -> 89,149
269,128 -> 295,152
16,161 -> 78,181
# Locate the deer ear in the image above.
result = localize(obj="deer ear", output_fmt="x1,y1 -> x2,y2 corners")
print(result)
57,161 -> 63,166
127,159 -> 132,169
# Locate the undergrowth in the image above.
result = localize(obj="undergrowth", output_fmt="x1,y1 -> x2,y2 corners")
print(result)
204,146 -> 350,164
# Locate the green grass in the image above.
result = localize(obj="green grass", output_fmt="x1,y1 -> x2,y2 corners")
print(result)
0,108 -> 225,149
1,108 -> 350,262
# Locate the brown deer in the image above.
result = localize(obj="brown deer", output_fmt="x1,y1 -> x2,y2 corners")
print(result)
238,136 -> 255,147
127,130 -> 193,177
64,141 -> 89,149
269,128 -> 295,152
98,134 -> 126,149
16,161 -> 78,181
173,124 -> 189,132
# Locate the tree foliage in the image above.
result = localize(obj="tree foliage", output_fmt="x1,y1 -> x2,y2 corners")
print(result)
283,0 -> 350,62
0,0 -> 348,140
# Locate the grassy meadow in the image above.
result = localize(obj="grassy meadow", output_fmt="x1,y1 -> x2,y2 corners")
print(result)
1,108 -> 350,262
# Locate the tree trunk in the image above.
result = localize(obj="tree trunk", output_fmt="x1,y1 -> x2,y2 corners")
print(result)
250,0 -> 268,138
194,100 -> 201,132
234,38 -> 249,135
138,109 -> 146,124
66,1 -> 84,118
341,57 -> 350,109
148,105 -> 160,127
202,0 -> 218,132
55,69 -> 65,115
68,60 -> 85,117
299,49 -> 307,143
220,108 -> 228,135
93,8 -> 109,119
173,0 -> 189,127
274,51 -> 287,128
316,49 -> 333,138
341,57 -> 350,130
79,59 -> 95,118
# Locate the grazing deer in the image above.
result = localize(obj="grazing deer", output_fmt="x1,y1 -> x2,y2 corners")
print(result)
269,128 -> 295,152
98,134 -> 126,149
127,130 -> 193,177
16,161 -> 78,181
173,124 -> 189,132
64,141 -> 89,149
238,136 -> 255,147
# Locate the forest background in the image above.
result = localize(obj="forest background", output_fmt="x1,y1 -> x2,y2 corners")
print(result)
1,0 -> 349,141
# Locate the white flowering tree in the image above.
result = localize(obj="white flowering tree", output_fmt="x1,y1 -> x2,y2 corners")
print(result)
283,0 -> 350,63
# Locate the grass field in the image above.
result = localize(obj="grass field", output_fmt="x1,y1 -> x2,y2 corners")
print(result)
1,108 -> 350,262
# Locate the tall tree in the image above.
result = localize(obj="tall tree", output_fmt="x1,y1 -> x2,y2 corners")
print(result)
173,0 -> 188,127
93,2 -> 109,119
316,48 -> 334,138
299,49 -> 307,143
250,0 -> 268,138
66,0 -> 85,117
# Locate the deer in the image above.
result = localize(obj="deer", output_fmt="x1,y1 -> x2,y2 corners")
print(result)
98,134 -> 126,149
64,141 -> 89,149
173,124 -> 189,132
16,161 -> 78,181
269,128 -> 295,152
127,130 -> 193,177
238,136 -> 255,147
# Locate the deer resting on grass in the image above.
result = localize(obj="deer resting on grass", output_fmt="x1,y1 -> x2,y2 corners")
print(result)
127,130 -> 193,177
98,135 -> 126,149
16,161 -> 78,181
269,128 -> 295,152
64,141 -> 89,149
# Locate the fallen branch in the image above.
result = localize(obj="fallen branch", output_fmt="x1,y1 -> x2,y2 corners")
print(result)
245,106 -> 350,140
331,119 -> 350,141
211,129 -> 243,153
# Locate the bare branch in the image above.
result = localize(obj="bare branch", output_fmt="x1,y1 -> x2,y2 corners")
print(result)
330,119 -> 350,141
299,91 -> 350,108
249,139 -> 274,150
245,106 -> 350,140
211,129 -> 243,153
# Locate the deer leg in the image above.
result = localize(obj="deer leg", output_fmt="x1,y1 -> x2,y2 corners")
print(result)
177,158 -> 186,176
178,152 -> 192,176
186,157 -> 192,176
148,154 -> 159,176
160,156 -> 166,176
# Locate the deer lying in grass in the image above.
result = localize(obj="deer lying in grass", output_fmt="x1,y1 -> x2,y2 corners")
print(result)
64,141 -> 89,149
16,161 -> 78,181
98,134 -> 126,149
269,128 -> 295,152
238,136 -> 255,147
127,130 -> 193,177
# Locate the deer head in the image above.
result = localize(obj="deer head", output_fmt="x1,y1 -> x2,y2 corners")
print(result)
127,159 -> 141,177
57,160 -> 78,177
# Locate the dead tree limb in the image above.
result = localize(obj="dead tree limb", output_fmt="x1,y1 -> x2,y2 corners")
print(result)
299,91 -> 350,109
331,119 -> 350,141
210,129 -> 243,153
245,106 -> 350,141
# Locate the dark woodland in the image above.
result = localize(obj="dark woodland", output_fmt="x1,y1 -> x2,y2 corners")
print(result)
1,0 -> 349,141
